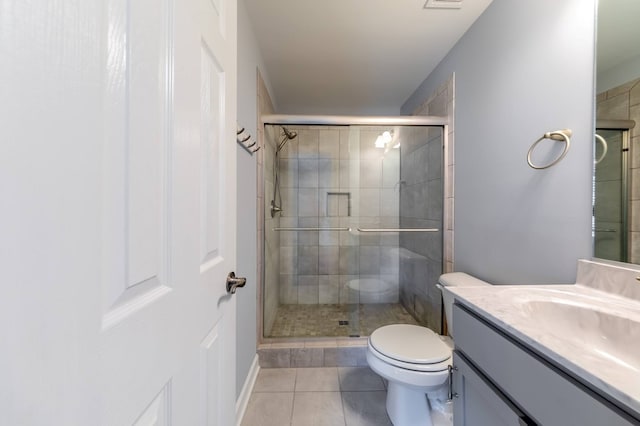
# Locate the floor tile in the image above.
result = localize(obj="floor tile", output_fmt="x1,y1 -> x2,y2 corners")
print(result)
341,391 -> 391,426
338,367 -> 385,391
241,392 -> 294,426
295,367 -> 340,391
291,392 -> 346,426
253,368 -> 297,393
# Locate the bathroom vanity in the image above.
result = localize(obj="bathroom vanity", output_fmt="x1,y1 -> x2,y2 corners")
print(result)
447,260 -> 640,426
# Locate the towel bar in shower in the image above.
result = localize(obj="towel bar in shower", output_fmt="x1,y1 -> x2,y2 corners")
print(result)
273,227 -> 350,231
356,228 -> 439,233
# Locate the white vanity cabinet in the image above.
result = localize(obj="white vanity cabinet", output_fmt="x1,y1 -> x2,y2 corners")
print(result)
451,303 -> 639,426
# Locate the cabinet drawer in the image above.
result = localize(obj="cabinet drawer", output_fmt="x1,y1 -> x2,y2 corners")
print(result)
453,304 -> 638,426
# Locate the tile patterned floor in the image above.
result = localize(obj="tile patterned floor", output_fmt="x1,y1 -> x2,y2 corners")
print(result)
268,303 -> 420,338
241,367 -> 392,426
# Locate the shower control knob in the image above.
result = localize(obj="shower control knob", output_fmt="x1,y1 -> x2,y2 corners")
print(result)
226,272 -> 247,294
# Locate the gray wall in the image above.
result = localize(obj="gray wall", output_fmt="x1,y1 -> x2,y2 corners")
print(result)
236,0 -> 275,398
402,0 -> 596,284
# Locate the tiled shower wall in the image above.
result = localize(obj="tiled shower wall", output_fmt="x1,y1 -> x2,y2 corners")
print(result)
398,126 -> 443,332
597,78 -> 640,263
270,126 -> 401,306
257,71 -> 279,336
402,74 -> 455,333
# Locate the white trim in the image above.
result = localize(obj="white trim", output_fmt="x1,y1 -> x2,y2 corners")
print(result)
235,354 -> 260,426
261,114 -> 448,127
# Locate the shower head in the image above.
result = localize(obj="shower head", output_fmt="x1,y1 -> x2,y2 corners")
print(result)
277,126 -> 298,152
282,127 -> 297,140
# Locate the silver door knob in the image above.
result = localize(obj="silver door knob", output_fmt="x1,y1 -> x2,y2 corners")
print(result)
226,272 -> 247,294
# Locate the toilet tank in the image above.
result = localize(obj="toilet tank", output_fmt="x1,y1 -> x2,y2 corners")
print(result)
437,272 -> 490,337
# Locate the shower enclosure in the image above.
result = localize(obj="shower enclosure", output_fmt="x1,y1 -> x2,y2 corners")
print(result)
261,116 -> 445,339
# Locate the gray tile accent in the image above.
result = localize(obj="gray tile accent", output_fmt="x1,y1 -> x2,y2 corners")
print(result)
258,348 -> 291,368
291,348 -> 325,368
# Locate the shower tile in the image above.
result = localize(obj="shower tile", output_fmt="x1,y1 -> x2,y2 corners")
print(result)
280,158 -> 299,188
291,349 -> 325,368
280,246 -> 297,275
298,189 -> 319,217
342,392 -> 391,426
339,228 -> 359,247
339,160 -> 357,189
379,189 -> 399,217
339,128 -> 356,160
319,246 -> 340,275
597,93 -> 629,120
358,189 -> 380,217
319,275 -> 340,304
318,159 -> 339,188
298,246 -> 319,275
291,392 -> 345,426
427,139 -> 443,181
359,246 -> 380,275
631,81 -> 640,107
381,151 -> 400,188
280,274 -> 298,304
298,159 -> 319,188
338,275 -> 358,304
426,179 -> 443,221
339,247 -> 359,275
281,187 -> 299,217
319,218 -> 340,246
298,129 -> 320,159
298,217 -> 319,246
298,275 -> 319,304
360,158 -> 382,188
414,145 -> 429,184
279,217 -> 299,246
380,247 -> 399,275
319,129 -> 340,159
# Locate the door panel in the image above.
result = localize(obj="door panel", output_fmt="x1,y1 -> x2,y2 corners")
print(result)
0,0 -> 237,423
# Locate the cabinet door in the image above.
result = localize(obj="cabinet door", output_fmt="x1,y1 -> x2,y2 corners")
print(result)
453,351 -> 535,426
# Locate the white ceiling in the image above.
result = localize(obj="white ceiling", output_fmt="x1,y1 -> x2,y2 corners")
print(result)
243,0 -> 493,114
597,0 -> 640,74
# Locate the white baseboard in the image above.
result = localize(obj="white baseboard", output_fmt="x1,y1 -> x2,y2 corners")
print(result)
236,354 -> 260,426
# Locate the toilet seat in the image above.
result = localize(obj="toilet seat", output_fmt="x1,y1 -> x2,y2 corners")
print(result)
368,324 -> 451,372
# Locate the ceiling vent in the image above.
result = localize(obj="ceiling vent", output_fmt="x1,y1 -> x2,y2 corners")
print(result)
424,0 -> 463,9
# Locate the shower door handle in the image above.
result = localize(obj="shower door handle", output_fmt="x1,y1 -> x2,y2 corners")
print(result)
226,272 -> 247,294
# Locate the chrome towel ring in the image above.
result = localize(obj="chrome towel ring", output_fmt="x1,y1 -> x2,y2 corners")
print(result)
594,133 -> 608,165
527,129 -> 572,170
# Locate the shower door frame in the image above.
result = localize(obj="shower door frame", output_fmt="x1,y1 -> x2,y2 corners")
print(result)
594,119 -> 635,263
258,114 -> 450,344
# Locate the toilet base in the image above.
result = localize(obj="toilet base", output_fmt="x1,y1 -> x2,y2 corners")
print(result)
386,381 -> 433,426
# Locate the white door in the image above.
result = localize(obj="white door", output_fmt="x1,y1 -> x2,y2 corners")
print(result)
0,0 -> 238,424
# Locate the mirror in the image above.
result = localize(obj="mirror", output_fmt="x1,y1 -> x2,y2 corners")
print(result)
593,0 -> 640,264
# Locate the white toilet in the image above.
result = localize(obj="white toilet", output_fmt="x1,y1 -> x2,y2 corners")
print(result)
366,272 -> 489,426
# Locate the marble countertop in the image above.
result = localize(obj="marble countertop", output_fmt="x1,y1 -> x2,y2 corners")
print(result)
447,282 -> 640,418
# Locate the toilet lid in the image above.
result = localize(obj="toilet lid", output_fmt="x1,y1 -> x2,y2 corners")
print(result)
369,324 -> 450,364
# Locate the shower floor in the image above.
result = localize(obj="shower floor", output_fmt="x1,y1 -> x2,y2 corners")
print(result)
267,303 -> 420,338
